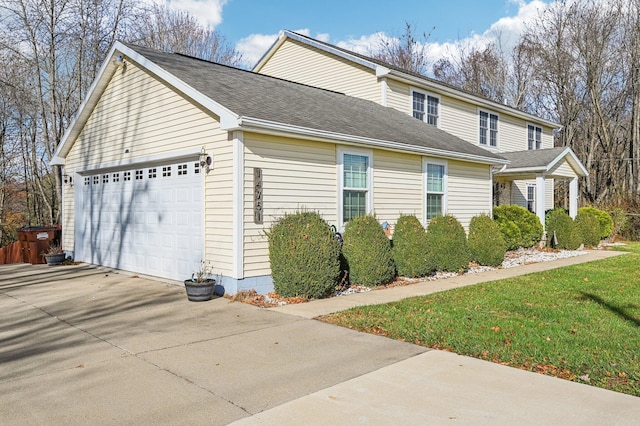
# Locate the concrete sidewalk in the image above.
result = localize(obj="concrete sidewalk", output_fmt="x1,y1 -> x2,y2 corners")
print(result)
1,250 -> 638,425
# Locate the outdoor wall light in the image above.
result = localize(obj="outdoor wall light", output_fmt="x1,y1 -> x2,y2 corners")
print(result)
63,173 -> 73,186
199,147 -> 212,173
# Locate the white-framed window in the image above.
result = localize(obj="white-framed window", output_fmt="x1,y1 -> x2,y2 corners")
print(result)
527,184 -> 536,212
479,110 -> 499,147
423,158 -> 448,222
528,124 -> 542,150
338,147 -> 373,228
412,89 -> 439,126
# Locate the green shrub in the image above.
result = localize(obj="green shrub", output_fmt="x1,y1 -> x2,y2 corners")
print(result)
576,213 -> 601,248
267,211 -> 341,299
392,215 -> 430,277
546,209 -> 582,250
468,214 -> 507,267
425,214 -> 470,272
342,215 -> 396,287
493,205 -> 543,249
496,220 -> 522,251
578,206 -> 614,240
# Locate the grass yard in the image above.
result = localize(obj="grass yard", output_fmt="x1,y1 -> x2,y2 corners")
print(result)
322,243 -> 640,396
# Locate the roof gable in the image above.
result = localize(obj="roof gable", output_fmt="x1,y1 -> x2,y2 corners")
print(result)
498,147 -> 588,176
53,42 -> 507,166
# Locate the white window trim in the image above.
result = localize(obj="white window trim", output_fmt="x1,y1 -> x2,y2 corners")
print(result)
527,123 -> 543,150
338,147 -> 373,230
478,108 -> 499,149
410,87 -> 440,128
422,157 -> 448,225
527,184 -> 536,213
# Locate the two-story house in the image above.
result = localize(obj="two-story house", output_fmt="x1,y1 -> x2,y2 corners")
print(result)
254,31 -> 588,228
51,35 -> 585,295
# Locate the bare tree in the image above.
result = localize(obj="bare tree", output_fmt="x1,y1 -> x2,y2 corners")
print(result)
129,2 -> 244,66
370,22 -> 433,75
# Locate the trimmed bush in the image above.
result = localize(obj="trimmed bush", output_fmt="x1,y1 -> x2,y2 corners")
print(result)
342,215 -> 396,287
267,211 -> 341,299
578,206 -> 614,240
392,215 -> 430,277
425,214 -> 470,272
576,212 -> 601,248
546,209 -> 582,250
493,205 -> 543,249
468,214 -> 507,267
497,220 -> 522,251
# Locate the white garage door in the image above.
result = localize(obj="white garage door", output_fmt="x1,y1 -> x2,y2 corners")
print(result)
75,160 -> 203,281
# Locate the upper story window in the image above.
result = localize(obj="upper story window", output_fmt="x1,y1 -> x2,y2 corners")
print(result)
479,110 -> 498,147
339,148 -> 372,227
424,159 -> 447,222
528,124 -> 542,150
412,90 -> 439,126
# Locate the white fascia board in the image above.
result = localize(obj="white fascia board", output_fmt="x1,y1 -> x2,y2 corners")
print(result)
252,31 -> 286,72
283,31 -> 377,71
236,117 -> 508,166
386,70 -> 560,129
546,147 -> 589,176
497,166 -> 547,174
51,41 -> 240,166
52,42 -> 122,165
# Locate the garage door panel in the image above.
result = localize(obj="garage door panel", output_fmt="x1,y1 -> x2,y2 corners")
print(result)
76,160 -> 203,281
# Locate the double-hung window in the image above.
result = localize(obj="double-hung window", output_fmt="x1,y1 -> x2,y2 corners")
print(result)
339,149 -> 372,226
479,110 -> 498,147
527,185 -> 536,213
528,124 -> 542,150
412,90 -> 439,126
424,159 -> 447,222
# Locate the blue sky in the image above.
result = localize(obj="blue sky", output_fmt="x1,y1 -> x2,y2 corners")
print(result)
166,0 -> 550,66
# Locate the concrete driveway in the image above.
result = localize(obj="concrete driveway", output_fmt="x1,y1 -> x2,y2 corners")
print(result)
0,263 -> 425,425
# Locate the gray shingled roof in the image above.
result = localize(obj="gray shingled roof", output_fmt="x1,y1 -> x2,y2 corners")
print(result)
123,43 -> 505,163
499,148 -> 567,170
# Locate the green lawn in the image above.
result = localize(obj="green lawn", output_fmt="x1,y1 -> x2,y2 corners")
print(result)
322,243 -> 640,396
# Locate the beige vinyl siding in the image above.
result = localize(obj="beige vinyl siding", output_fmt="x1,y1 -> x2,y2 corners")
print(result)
498,114 -> 524,152
373,150 -> 422,225
447,160 -> 492,230
204,133 -> 234,276
546,179 -> 554,209
440,97 -> 478,144
61,179 -> 75,252
243,133 -> 337,277
386,79 -> 411,113
549,160 -> 577,178
258,39 -> 380,103
63,60 -> 234,275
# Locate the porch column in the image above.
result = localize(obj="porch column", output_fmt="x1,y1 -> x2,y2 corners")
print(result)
569,177 -> 578,218
536,174 -> 546,229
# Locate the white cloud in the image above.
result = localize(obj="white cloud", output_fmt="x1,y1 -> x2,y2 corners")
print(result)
236,1 -> 549,71
236,29 -> 329,68
166,0 -> 226,28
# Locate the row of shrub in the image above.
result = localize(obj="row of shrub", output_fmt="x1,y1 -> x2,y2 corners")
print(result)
545,206 -> 613,250
267,211 -> 507,299
268,204 -> 615,299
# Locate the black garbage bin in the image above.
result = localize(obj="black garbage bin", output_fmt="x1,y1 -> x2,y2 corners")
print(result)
16,225 -> 62,265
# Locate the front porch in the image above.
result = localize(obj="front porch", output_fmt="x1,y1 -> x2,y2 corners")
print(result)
494,147 -> 589,228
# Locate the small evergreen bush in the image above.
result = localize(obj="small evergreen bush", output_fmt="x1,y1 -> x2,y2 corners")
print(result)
578,206 -> 614,240
468,214 -> 507,267
392,215 -> 430,277
546,209 -> 582,250
497,220 -> 522,251
425,214 -> 470,272
342,215 -> 396,287
576,213 -> 601,248
267,211 -> 341,299
493,205 -> 543,249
